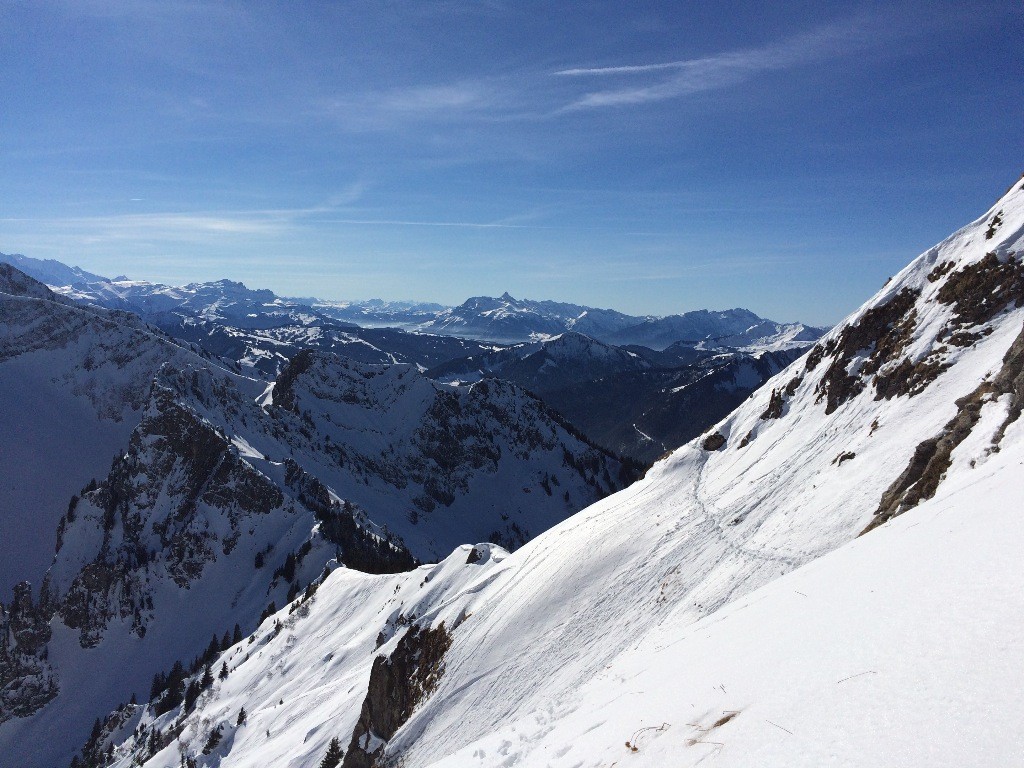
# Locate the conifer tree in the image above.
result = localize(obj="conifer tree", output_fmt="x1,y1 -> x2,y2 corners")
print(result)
149,671 -> 164,704
184,679 -> 202,713
319,737 -> 344,768
219,661 -> 229,680
202,725 -> 222,754
204,634 -> 220,663
236,707 -> 247,726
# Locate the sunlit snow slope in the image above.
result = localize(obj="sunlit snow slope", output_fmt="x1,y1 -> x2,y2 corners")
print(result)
93,177 -> 1024,767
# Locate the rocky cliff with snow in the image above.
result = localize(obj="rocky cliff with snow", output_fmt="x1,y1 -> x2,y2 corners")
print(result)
71,177 -> 1024,768
0,267 -> 636,768
428,332 -> 805,463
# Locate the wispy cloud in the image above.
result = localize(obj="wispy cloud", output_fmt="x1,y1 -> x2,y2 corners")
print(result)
556,17 -> 882,110
379,83 -> 491,113
556,61 -> 699,77
0,201 -> 549,247
317,218 -> 541,229
317,80 -> 514,131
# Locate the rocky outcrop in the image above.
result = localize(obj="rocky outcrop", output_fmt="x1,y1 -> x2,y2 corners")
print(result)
865,322 -> 1024,533
805,247 -> 1024,419
343,623 -> 453,768
812,288 -> 921,414
0,583 -> 57,724
701,432 -> 727,451
46,383 -> 286,647
760,388 -> 784,420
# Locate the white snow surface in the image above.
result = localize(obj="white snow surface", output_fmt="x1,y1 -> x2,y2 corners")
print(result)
0,273 -> 631,768
0,277 -> 253,598
100,181 -> 1024,767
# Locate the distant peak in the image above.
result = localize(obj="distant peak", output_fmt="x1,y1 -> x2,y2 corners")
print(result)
499,291 -> 516,302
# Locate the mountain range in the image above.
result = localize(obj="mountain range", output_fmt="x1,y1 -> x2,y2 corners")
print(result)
328,290 -> 824,350
0,264 -> 639,766
426,332 -> 803,463
0,253 -> 825,353
2,175 -> 1022,767
29,175 -> 1024,768
0,253 -> 824,465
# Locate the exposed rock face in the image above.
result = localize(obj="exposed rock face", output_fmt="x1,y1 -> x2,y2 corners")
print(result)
701,432 -> 727,451
865,322 -> 1024,533
0,583 -> 57,724
44,380 -> 291,648
343,623 -> 453,768
266,351 -> 638,554
801,243 -> 1024,422
812,288 -> 922,414
935,251 -> 1024,332
760,388 -> 784,420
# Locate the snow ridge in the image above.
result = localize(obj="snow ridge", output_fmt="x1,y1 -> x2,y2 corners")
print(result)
85,178 -> 1024,768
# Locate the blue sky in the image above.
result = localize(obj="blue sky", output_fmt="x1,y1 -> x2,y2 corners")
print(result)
0,1 -> 1019,325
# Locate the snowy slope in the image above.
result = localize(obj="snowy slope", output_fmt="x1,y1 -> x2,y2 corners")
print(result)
0,267 -> 636,768
425,433 -> 1024,767
97,412 -> 1024,768
0,265 -> 245,599
90,177 -> 1024,768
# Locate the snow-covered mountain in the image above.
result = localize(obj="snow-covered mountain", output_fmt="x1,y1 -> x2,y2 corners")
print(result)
0,264 -> 233,599
1,253 -> 825,362
153,314 -> 501,377
413,292 -> 825,350
426,331 -> 649,389
0,252 -> 109,289
309,298 -> 449,329
428,333 -> 803,464
0,267 -> 636,768
605,307 -> 824,351
79,177 -> 1024,768
38,274 -> 501,375
415,293 -> 642,344
250,350 -> 637,557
